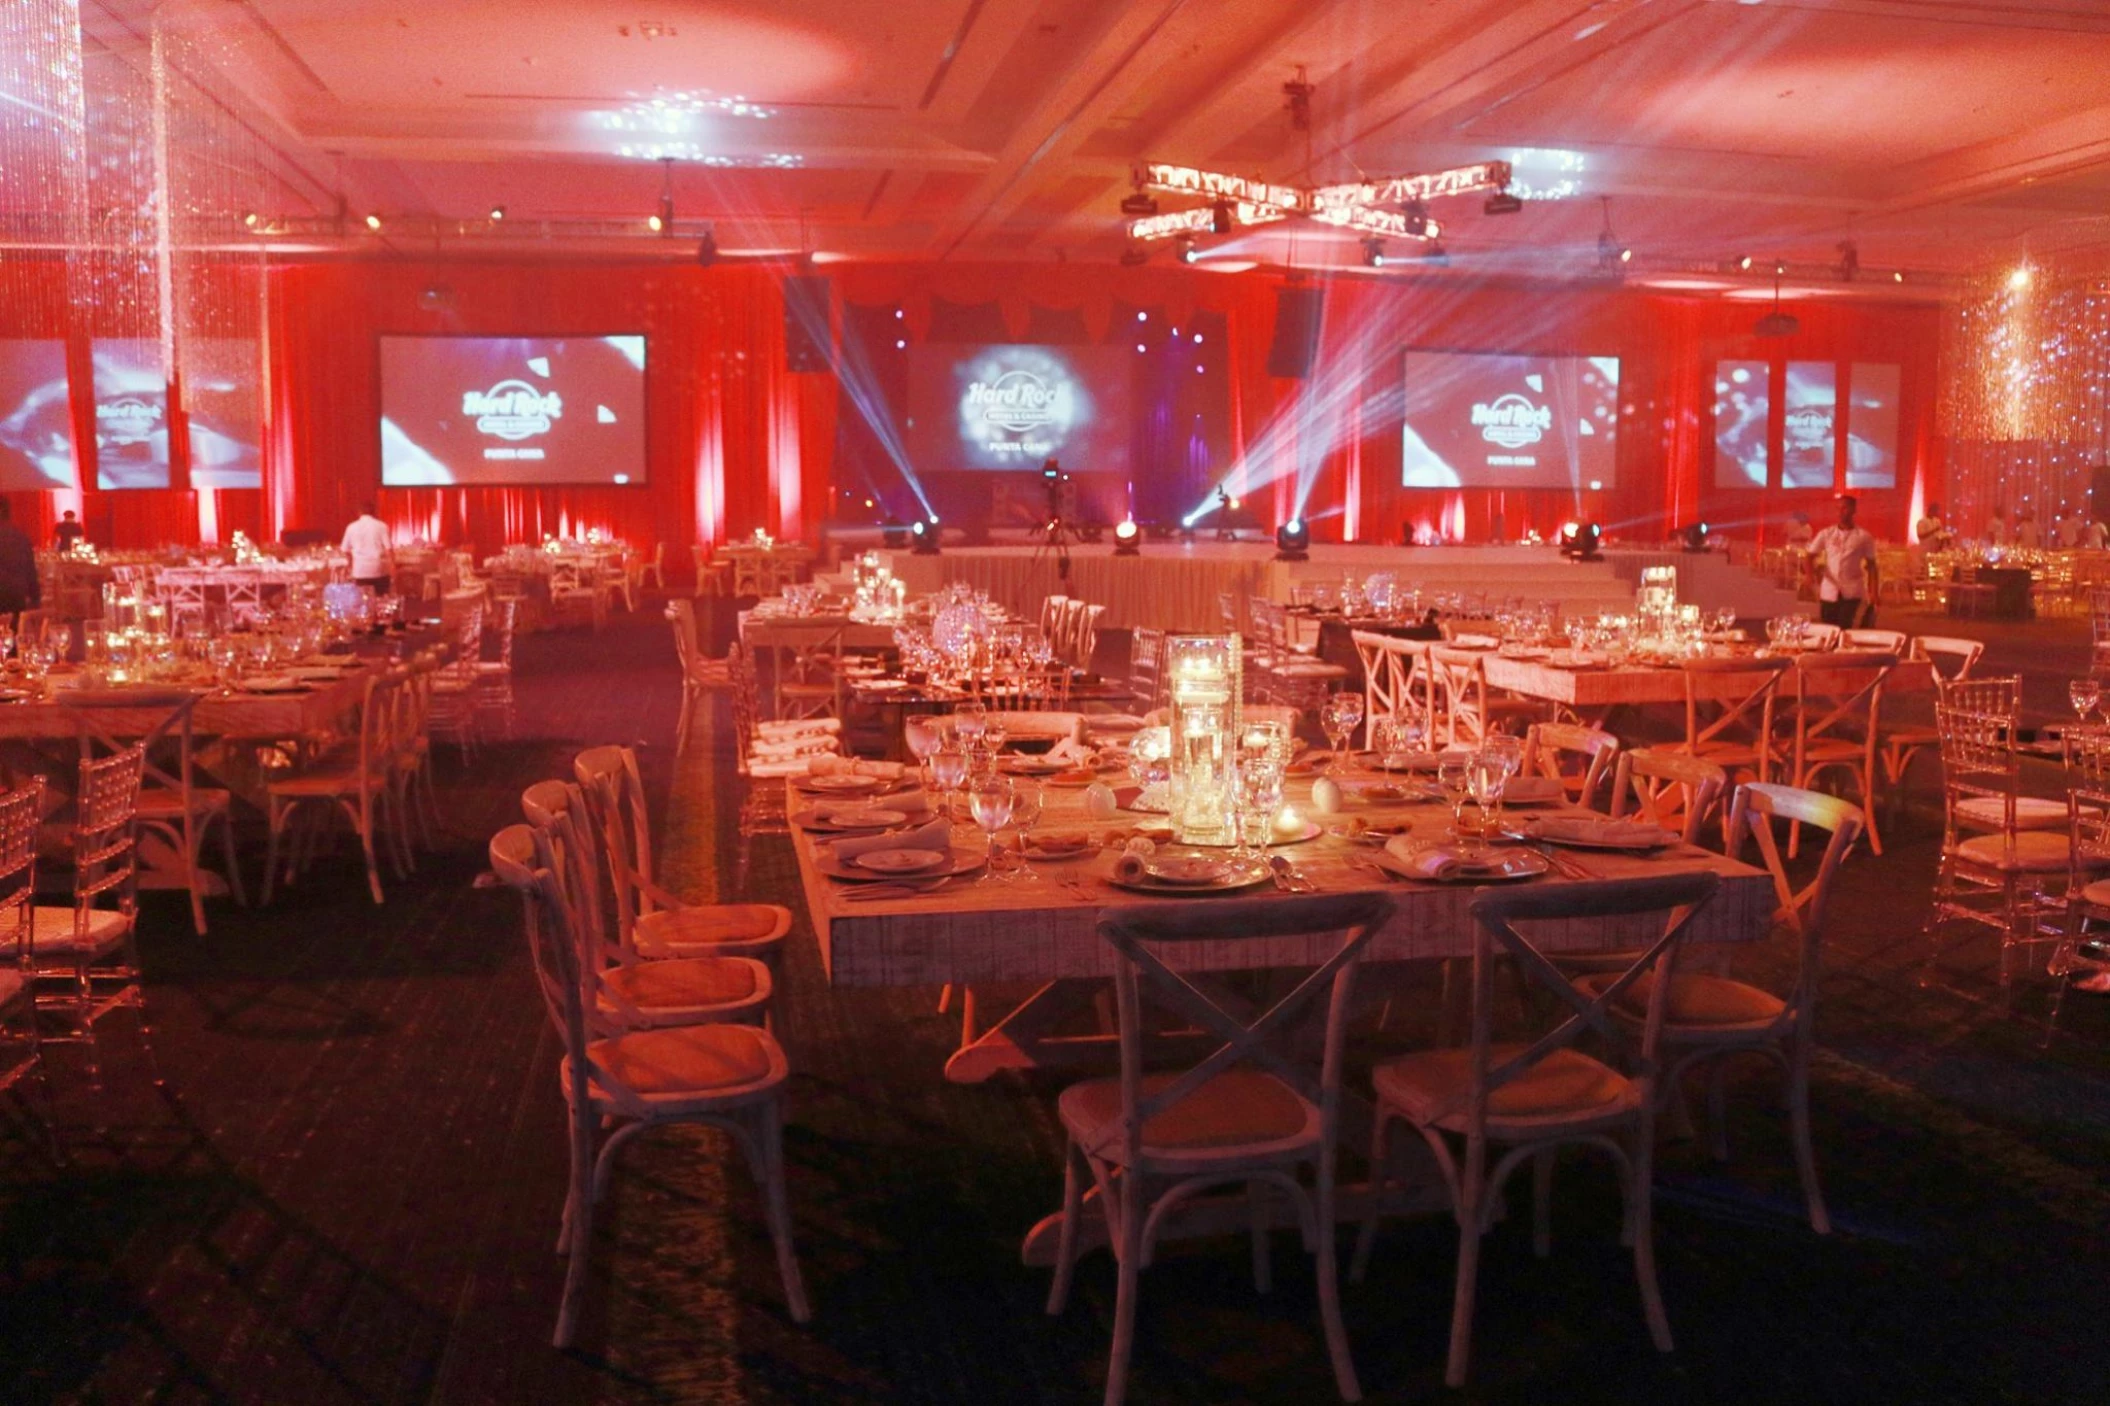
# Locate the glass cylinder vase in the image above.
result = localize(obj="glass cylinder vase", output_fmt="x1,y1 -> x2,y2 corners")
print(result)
1165,634 -> 1243,846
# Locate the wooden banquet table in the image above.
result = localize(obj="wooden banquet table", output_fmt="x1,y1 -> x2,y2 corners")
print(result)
1480,651 -> 1937,713
789,773 -> 1775,1263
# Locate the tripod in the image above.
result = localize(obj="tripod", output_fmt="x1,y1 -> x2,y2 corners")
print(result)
1032,459 -> 1074,586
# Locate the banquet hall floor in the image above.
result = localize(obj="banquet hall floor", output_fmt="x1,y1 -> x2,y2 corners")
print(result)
2,603 -> 2107,1404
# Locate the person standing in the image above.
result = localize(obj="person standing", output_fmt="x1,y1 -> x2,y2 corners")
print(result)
2015,508 -> 2041,549
1807,494 -> 1878,629
1914,502 -> 1950,551
340,501 -> 392,592
52,509 -> 83,554
0,499 -> 42,618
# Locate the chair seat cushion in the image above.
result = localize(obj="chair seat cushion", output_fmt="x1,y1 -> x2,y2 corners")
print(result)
136,786 -> 232,819
635,903 -> 791,958
1059,1069 -> 1312,1155
1955,796 -> 2068,832
26,905 -> 129,959
1576,971 -> 1787,1027
1955,829 -> 2071,872
1374,1046 -> 1634,1129
600,956 -> 767,1013
578,1022 -> 783,1101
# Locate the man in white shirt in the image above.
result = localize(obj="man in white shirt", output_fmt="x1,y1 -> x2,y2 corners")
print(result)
1914,502 -> 1950,551
341,501 -> 392,591
1807,494 -> 1878,628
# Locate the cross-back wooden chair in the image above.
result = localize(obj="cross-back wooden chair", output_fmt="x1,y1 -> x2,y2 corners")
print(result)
1523,721 -> 1620,811
1610,750 -> 1727,848
666,598 -> 737,755
1840,628 -> 1907,653
691,543 -> 730,598
571,745 -> 794,1022
262,669 -> 405,905
1673,655 -> 1790,785
58,686 -> 244,935
520,781 -> 772,1033
27,745 -> 152,1084
488,824 -> 807,1347
1352,631 -> 1435,751
1430,645 -> 1542,748
768,621 -> 846,723
1582,785 -> 1860,1234
1781,650 -> 1896,855
1127,626 -> 1164,712
1353,871 -> 1721,1387
1045,891 -> 1396,1406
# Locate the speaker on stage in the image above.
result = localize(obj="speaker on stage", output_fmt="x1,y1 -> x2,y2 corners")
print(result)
783,275 -> 832,373
1266,286 -> 1323,379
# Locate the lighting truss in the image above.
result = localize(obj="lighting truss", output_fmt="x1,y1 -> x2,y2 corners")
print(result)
1125,159 -> 1509,244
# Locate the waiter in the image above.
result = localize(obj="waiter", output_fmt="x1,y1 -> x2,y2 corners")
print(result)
0,500 -> 40,618
1807,494 -> 1878,628
340,501 -> 392,592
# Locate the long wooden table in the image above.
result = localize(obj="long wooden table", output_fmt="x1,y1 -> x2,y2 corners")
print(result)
789,773 -> 1774,1264
1480,652 -> 1936,712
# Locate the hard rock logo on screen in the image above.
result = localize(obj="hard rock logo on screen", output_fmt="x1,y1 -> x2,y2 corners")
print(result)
464,380 -> 563,441
96,395 -> 163,445
1471,393 -> 1551,449
966,371 -> 1061,434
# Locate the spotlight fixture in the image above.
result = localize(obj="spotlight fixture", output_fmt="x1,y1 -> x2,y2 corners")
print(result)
1422,240 -> 1450,267
1401,199 -> 1432,239
1120,190 -> 1159,217
1893,270 -> 1906,284
1177,236 -> 1200,264
1595,197 -> 1625,272
1112,519 -> 1142,555
1274,518 -> 1310,561
1753,267 -> 1799,338
1483,187 -> 1523,216
1557,520 -> 1603,561
1360,236 -> 1386,268
489,205 -> 506,222
1210,199 -> 1234,235
647,213 -> 665,233
909,518 -> 941,555
696,227 -> 718,266
1737,254 -> 1753,271
1144,520 -> 1177,542
364,212 -> 382,231
1681,521 -> 1711,554
881,516 -> 910,549
241,210 -> 259,229
1119,244 -> 1148,267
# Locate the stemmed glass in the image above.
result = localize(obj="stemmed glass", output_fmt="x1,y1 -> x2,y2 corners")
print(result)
979,714 -> 1009,763
1010,780 -> 1044,875
1467,750 -> 1509,852
905,712 -> 947,791
1322,691 -> 1365,773
931,747 -> 970,826
1437,752 -> 1473,845
967,772 -> 1015,884
2071,678 -> 2101,726
953,701 -> 988,755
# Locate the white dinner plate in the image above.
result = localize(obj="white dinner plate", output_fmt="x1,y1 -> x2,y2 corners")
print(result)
798,774 -> 887,796
816,845 -> 985,883
851,848 -> 949,875
1107,859 -> 1271,896
792,806 -> 909,833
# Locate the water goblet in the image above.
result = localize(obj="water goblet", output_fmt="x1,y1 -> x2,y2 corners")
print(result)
2072,678 -> 2101,725
1322,691 -> 1365,773
1467,750 -> 1509,851
968,772 -> 1015,884
931,747 -> 970,825
1010,781 -> 1044,874
953,701 -> 988,752
1437,753 -> 1473,844
1235,765 -> 1284,864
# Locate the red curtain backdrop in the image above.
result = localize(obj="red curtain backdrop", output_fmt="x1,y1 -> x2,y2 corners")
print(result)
3,255 -> 1942,559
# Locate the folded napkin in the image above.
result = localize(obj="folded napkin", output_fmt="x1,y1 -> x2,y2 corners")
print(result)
879,787 -> 931,817
829,817 -> 950,863
1529,816 -> 1674,846
751,734 -> 840,759
1046,737 -> 1093,764
1451,633 -> 1500,649
755,717 -> 841,738
750,757 -> 816,778
1111,843 -> 1156,883
1085,712 -> 1148,733
1502,776 -> 1566,804
1382,835 -> 1469,880
808,755 -> 907,781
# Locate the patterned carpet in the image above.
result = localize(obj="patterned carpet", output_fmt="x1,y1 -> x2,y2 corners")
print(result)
1,603 -> 2106,1404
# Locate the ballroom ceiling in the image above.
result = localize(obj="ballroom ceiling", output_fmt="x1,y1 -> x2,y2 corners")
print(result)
71,0 -> 2110,284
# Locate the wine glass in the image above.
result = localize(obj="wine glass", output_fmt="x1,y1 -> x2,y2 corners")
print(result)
1322,691 -> 1365,773
979,714 -> 1009,761
953,701 -> 987,753
1467,750 -> 1509,851
931,747 -> 969,825
2071,678 -> 2101,725
1437,753 -> 1473,843
968,772 -> 1015,884
1010,780 -> 1044,874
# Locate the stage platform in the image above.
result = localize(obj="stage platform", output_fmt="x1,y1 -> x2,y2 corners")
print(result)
855,538 -> 1807,633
